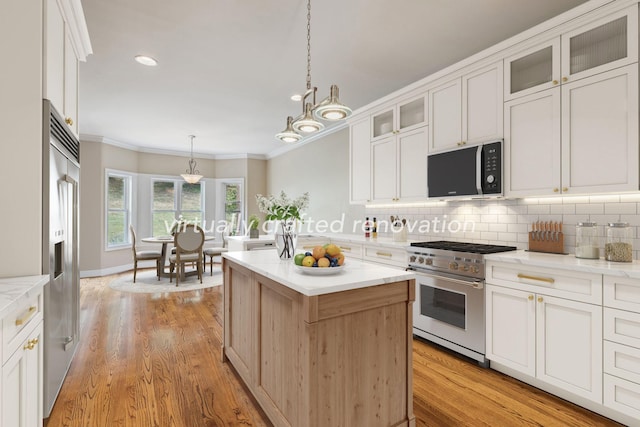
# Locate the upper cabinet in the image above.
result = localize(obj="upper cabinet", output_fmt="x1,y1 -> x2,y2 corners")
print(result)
43,0 -> 92,138
429,61 -> 503,153
371,94 -> 427,141
505,6 -> 638,101
350,117 -> 371,204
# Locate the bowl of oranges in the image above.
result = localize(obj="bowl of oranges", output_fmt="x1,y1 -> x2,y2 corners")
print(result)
293,243 -> 345,275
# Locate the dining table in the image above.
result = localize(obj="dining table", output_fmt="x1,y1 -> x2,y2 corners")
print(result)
141,234 -> 215,278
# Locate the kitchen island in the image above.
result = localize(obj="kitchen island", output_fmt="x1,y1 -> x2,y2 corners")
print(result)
222,250 -> 416,427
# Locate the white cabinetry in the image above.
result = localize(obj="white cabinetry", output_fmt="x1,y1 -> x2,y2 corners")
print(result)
486,262 -> 602,403
429,61 -> 503,152
44,0 -> 87,137
349,117 -> 371,204
602,275 -> 640,420
330,239 -> 363,260
2,290 -> 44,427
504,6 -> 639,197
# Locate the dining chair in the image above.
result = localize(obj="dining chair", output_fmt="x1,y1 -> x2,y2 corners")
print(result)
203,234 -> 228,276
169,224 -> 205,286
130,225 -> 162,283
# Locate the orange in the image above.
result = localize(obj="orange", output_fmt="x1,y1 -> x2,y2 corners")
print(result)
312,246 -> 326,260
336,253 -> 345,266
317,257 -> 330,268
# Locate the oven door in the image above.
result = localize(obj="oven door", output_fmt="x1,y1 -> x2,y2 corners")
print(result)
412,269 -> 486,361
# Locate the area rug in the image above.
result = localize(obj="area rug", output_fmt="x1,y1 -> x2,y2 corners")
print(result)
109,269 -> 223,293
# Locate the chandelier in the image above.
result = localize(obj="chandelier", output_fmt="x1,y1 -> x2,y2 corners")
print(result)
181,135 -> 203,184
275,0 -> 352,143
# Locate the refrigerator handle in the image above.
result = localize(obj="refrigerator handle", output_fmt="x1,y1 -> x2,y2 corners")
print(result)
64,174 -> 80,347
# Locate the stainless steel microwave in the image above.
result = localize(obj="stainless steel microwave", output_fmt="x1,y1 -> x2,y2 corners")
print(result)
427,140 -> 503,199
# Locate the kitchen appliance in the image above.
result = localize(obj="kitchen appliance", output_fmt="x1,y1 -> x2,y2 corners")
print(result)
42,99 -> 80,417
427,140 -> 502,199
407,241 -> 517,366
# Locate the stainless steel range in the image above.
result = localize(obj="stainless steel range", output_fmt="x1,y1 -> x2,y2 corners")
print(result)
407,241 -> 517,366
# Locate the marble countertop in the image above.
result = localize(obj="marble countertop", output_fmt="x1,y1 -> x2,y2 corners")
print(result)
299,233 -> 414,249
485,250 -> 640,279
0,275 -> 48,318
223,250 -> 415,296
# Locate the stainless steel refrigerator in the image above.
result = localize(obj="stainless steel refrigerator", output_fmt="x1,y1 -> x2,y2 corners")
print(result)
42,100 -> 80,417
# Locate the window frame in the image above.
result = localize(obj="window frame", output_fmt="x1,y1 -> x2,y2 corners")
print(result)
105,170 -> 133,250
150,178 -> 205,236
216,178 -> 245,236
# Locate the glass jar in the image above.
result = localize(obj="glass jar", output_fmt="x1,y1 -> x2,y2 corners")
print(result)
605,222 -> 633,262
575,222 -> 599,259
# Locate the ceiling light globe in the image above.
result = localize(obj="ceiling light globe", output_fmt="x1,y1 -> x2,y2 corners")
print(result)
276,116 -> 303,143
181,174 -> 203,184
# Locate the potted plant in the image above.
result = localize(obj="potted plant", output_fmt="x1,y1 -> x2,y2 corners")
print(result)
248,214 -> 260,239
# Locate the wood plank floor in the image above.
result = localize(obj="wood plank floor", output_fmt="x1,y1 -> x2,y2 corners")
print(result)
45,270 -> 622,427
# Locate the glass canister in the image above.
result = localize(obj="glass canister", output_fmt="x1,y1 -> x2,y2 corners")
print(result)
575,222 -> 599,259
605,222 -> 633,262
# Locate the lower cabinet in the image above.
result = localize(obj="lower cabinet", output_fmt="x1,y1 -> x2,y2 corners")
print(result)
486,284 -> 602,402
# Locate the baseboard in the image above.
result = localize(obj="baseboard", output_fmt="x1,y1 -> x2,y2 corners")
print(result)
81,262 -> 140,278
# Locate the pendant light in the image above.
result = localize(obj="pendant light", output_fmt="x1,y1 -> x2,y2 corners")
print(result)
275,0 -> 351,143
181,135 -> 203,184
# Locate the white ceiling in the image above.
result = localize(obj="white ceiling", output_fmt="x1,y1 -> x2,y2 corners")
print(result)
79,0 -> 588,158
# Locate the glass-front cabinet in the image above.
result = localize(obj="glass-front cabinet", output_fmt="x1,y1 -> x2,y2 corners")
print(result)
505,5 -> 638,100
371,93 -> 427,140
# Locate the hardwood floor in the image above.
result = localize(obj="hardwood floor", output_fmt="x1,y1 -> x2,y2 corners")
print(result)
45,270 -> 622,427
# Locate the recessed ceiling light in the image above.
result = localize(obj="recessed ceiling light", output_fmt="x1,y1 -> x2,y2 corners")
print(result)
134,55 -> 158,66
290,94 -> 302,101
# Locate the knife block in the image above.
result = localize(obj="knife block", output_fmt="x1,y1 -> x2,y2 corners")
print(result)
528,231 -> 564,254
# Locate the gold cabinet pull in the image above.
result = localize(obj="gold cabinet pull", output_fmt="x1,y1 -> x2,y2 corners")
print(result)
341,247 -> 351,251
553,188 -> 559,192
552,80 -> 558,85
528,295 -> 534,301
65,117 -> 74,126
15,306 -> 37,326
562,187 -> 568,192
302,245 -> 315,250
537,297 -> 544,303
24,338 -> 39,351
517,273 -> 555,284
376,251 -> 393,257
562,77 -> 568,83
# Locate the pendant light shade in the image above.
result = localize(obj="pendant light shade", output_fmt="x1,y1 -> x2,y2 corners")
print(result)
292,103 -> 325,133
274,0 -> 350,143
276,116 -> 303,143
314,85 -> 352,121
181,135 -> 203,184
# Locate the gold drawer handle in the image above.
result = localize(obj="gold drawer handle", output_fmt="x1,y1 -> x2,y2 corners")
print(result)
23,338 -> 39,351
517,273 -> 554,284
15,306 -> 37,326
341,247 -> 351,251
376,251 -> 393,257
302,245 -> 315,249
65,117 -> 74,126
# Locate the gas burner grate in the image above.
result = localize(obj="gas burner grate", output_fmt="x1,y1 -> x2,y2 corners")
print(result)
410,240 -> 517,254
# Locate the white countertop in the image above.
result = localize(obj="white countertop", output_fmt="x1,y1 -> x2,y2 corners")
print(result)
0,275 -> 48,318
299,232 -> 414,249
227,235 -> 275,242
223,249 -> 415,296
485,250 -> 640,279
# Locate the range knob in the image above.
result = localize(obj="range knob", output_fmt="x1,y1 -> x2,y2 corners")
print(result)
449,262 -> 458,270
418,257 -> 425,264
425,258 -> 433,266
461,265 -> 469,272
409,255 -> 417,263
470,265 -> 480,274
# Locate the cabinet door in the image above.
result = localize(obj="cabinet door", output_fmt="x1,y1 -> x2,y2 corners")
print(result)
2,322 -> 43,427
463,62 -> 503,145
504,38 -> 560,101
45,0 -> 65,113
561,64 -> 638,194
397,126 -> 428,201
536,295 -> 602,403
398,94 -> 427,133
372,108 -> 394,140
561,6 -> 638,84
504,88 -> 561,197
64,30 -> 79,136
371,136 -> 397,202
485,285 -> 536,377
429,78 -> 462,152
349,117 -> 371,204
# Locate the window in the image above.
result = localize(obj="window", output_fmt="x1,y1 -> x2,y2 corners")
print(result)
106,172 -> 132,247
151,179 -> 204,236
223,182 -> 243,235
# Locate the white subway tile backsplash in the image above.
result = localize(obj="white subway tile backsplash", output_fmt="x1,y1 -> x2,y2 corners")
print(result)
527,204 -> 550,215
575,203 -> 604,215
489,223 -> 508,233
550,204 -> 576,215
621,194 -> 640,202
589,195 -> 620,204
481,231 -> 498,241
604,203 -> 637,215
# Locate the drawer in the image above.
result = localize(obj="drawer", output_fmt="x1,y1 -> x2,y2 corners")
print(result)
363,245 -> 407,268
604,307 -> 640,348
330,240 -> 362,259
3,293 -> 43,364
604,374 -> 640,420
298,238 -> 327,252
604,275 -> 640,312
604,340 -> 640,385
486,262 -> 602,304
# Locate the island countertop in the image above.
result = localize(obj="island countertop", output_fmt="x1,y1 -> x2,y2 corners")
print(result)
222,249 -> 415,296
0,274 -> 48,318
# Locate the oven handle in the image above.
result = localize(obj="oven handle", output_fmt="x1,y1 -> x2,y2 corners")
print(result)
406,267 -> 484,289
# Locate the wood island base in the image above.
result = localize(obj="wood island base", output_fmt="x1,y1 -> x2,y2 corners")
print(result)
222,258 -> 416,427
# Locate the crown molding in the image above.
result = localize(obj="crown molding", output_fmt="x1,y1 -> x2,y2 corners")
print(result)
59,0 -> 93,61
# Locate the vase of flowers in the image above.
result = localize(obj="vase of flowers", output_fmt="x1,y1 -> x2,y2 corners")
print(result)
256,191 -> 309,260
